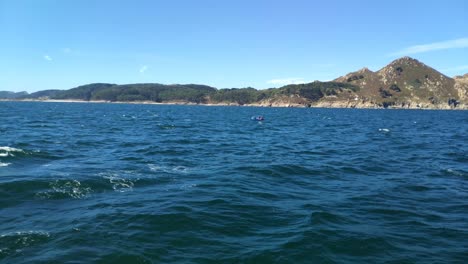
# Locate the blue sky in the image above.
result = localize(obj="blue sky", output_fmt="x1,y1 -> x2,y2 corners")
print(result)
1,0 -> 467,92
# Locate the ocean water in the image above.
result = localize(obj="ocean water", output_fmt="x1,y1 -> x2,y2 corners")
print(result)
0,101 -> 467,263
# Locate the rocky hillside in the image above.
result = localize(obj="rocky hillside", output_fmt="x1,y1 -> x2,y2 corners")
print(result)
333,57 -> 466,109
2,57 -> 467,109
454,74 -> 468,101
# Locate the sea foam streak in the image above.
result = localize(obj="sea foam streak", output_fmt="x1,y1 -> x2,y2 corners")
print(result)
36,179 -> 92,199
0,231 -> 50,256
148,164 -> 189,174
0,146 -> 25,157
0,146 -> 26,166
0,146 -> 24,152
100,172 -> 135,192
0,230 -> 50,238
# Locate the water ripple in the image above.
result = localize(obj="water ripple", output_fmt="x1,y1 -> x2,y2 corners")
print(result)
0,102 -> 467,263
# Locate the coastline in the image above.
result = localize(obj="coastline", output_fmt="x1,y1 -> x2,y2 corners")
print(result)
1,98 -> 466,110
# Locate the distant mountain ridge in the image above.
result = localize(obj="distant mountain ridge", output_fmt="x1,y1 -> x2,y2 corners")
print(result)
2,57 -> 467,109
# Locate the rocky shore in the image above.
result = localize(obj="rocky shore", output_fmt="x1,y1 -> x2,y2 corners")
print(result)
3,98 -> 466,110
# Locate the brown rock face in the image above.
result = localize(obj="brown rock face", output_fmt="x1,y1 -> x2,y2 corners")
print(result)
332,56 -> 465,108
454,74 -> 468,101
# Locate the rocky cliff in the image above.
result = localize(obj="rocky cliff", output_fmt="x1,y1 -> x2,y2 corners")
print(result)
333,57 -> 466,109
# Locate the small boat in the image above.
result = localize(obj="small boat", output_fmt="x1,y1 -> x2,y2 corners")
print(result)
251,115 -> 264,121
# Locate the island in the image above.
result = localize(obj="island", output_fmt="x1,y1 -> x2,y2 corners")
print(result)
2,57 -> 467,109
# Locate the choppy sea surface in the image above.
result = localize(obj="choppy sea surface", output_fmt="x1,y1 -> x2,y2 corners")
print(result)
0,101 -> 467,263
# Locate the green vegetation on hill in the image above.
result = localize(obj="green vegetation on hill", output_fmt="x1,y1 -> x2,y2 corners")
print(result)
5,81 -> 356,106
0,91 -> 28,99
21,90 -> 62,99
55,83 -> 261,104
209,82 -> 359,105
88,83 -> 216,103
53,83 -> 117,100
2,56 -> 466,108
211,88 -> 264,105
277,82 -> 359,101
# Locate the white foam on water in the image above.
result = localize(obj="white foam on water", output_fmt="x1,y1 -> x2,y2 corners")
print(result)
379,128 -> 390,132
179,183 -> 197,190
148,164 -> 161,171
52,179 -> 91,198
173,166 -> 188,173
0,146 -> 25,158
0,230 -> 50,238
37,179 -> 91,199
148,164 -> 190,174
445,168 -> 464,177
0,230 -> 50,254
0,146 -> 24,152
0,162 -> 11,167
102,173 -> 134,192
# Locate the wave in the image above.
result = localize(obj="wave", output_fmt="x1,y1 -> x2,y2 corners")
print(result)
1,169 -> 167,205
37,171 -> 145,198
101,173 -> 135,192
234,164 -> 320,178
0,146 -> 60,168
0,146 -> 25,157
36,179 -> 92,199
309,211 -> 352,226
0,231 -> 50,258
148,164 -> 190,174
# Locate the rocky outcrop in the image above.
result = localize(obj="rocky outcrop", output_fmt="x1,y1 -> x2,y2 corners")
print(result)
251,95 -> 312,107
333,56 -> 467,109
454,74 -> 468,102
3,57 -> 467,110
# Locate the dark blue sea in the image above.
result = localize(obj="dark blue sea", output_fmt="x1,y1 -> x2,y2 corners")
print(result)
1,101 -> 467,263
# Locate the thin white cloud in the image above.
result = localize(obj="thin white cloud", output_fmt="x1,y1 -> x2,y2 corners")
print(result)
267,78 -> 308,86
139,65 -> 148,73
43,55 -> 52,61
391,37 -> 468,56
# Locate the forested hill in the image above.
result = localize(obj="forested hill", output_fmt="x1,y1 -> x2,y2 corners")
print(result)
3,81 -> 359,106
2,57 -> 467,109
51,83 -> 217,103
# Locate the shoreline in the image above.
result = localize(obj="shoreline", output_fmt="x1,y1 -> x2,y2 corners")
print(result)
1,98 -> 466,110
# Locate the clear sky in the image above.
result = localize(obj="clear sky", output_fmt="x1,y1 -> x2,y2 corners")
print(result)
1,0 -> 467,92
